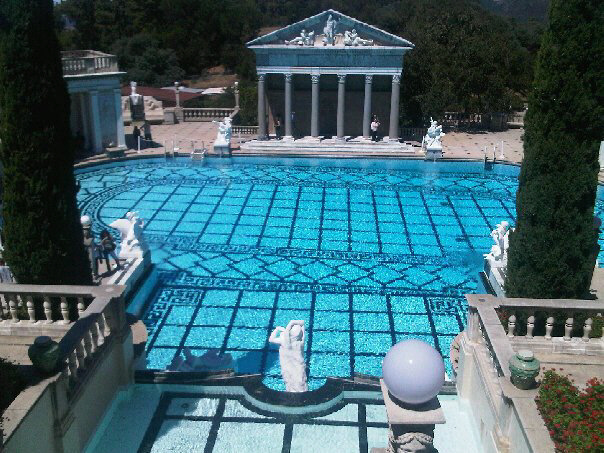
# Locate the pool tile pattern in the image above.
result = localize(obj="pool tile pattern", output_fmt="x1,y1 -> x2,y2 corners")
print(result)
76,158 -> 604,389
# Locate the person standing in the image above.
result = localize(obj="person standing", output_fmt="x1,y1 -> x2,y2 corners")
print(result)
371,115 -> 380,142
143,121 -> 152,141
274,115 -> 282,139
132,125 -> 141,150
100,229 -> 121,273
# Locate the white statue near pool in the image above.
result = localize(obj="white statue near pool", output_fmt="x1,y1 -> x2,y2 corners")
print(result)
269,320 -> 308,392
109,211 -> 149,259
485,221 -> 511,268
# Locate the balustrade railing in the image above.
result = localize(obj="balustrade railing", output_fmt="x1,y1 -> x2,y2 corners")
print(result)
61,51 -> 119,76
400,127 -> 427,142
466,294 -> 603,378
232,125 -> 259,136
183,108 -> 235,122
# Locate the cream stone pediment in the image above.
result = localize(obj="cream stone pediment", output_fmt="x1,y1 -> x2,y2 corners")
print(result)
247,9 -> 414,49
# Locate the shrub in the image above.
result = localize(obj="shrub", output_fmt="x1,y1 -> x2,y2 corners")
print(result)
536,370 -> 604,452
0,358 -> 26,415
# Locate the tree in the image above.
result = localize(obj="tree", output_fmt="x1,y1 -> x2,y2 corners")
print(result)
0,0 -> 93,285
505,0 -> 604,298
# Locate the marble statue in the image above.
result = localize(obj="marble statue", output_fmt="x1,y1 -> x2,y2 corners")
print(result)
423,118 -> 445,150
344,29 -> 373,46
485,221 -> 510,268
269,320 -> 308,392
322,14 -> 338,45
129,81 -> 142,106
213,117 -> 232,146
286,29 -> 315,46
109,211 -> 149,259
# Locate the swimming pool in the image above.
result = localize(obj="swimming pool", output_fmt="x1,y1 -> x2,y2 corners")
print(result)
75,157 -> 604,390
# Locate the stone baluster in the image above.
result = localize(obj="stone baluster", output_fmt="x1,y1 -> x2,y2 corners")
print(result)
26,296 -> 36,323
545,316 -> 554,340
75,339 -> 87,370
507,315 -> 516,338
564,317 -> 573,341
43,296 -> 53,323
67,350 -> 78,382
526,313 -> 535,339
77,299 -> 86,319
583,318 -> 592,341
83,328 -> 94,358
9,297 -> 19,323
90,320 -> 100,351
100,311 -> 111,337
0,295 -> 5,321
60,297 -> 70,324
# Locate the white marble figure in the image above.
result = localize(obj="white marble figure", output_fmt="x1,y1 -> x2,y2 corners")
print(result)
130,81 -> 142,106
213,117 -> 232,147
485,221 -> 510,268
322,14 -> 338,45
109,211 -> 149,259
423,118 -> 445,150
286,29 -> 315,46
269,320 -> 308,392
343,29 -> 374,46
172,348 -> 233,371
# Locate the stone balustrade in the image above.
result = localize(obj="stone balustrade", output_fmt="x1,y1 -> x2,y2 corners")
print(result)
232,125 -> 259,136
61,51 -> 119,76
0,284 -> 94,328
466,294 -> 603,378
183,108 -> 235,122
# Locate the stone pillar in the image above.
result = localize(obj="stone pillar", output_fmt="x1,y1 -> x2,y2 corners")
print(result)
78,93 -> 91,150
234,81 -> 240,109
336,74 -> 346,140
113,89 -> 126,148
388,74 -> 401,142
89,90 -> 103,153
257,74 -> 267,140
363,75 -> 373,139
311,74 -> 320,138
284,73 -> 293,140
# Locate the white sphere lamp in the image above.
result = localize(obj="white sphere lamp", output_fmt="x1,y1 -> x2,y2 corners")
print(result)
382,339 -> 445,405
80,215 -> 91,228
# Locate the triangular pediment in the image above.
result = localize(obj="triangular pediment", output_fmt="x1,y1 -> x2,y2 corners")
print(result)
247,9 -> 414,48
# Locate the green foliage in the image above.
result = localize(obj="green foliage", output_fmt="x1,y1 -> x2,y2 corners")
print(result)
0,358 -> 25,415
234,81 -> 258,126
112,33 -> 184,87
0,0 -> 92,285
505,0 -> 604,298
536,370 -> 604,452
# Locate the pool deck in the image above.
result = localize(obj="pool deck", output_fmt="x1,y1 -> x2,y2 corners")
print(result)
75,123 -> 526,167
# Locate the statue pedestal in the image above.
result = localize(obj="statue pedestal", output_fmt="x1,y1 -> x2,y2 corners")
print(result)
213,139 -> 231,157
371,380 -> 445,453
425,145 -> 443,160
484,257 -> 507,297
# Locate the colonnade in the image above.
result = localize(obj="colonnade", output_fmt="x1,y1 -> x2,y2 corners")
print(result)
257,73 -> 401,141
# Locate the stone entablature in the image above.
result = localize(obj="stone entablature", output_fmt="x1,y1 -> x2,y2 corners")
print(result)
61,50 -> 120,77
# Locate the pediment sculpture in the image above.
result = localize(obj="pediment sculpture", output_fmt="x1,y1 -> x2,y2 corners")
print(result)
285,29 -> 315,46
343,29 -> 374,46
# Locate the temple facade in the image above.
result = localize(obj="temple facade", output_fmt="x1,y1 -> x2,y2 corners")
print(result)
62,50 -> 126,154
246,10 -> 414,141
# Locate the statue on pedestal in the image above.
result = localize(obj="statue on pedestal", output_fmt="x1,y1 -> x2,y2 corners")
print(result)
129,81 -> 145,121
423,118 -> 445,150
109,211 -> 149,259
213,117 -> 232,146
485,221 -> 510,268
344,29 -> 374,46
269,320 -> 308,392
323,14 -> 338,45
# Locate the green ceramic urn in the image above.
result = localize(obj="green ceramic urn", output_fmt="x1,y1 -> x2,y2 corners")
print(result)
28,336 -> 60,374
508,349 -> 540,390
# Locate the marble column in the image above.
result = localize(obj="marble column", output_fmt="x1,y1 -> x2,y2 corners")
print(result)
284,73 -> 293,139
257,74 -> 267,140
78,93 -> 91,150
310,74 -> 320,138
388,74 -> 401,142
113,88 -> 126,148
362,75 -> 373,139
89,90 -> 103,153
336,74 -> 346,140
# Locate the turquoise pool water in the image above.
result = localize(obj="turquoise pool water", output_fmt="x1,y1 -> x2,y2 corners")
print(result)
75,157 -> 604,390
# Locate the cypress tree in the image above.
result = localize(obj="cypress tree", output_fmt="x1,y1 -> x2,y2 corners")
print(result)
505,0 -> 604,298
0,0 -> 92,285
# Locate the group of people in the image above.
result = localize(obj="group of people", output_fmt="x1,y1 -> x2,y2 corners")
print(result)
131,122 -> 152,150
271,112 -> 382,141
81,217 -> 121,279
